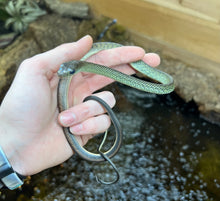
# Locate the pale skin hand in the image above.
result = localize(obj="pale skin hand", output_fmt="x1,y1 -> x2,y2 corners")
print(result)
0,35 -> 160,176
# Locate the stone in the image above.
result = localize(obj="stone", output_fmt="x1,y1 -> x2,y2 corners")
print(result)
27,14 -> 79,52
44,0 -> 89,19
78,16 -> 130,43
0,32 -> 18,48
0,34 -> 40,101
160,58 -> 220,124
0,14 -> 79,101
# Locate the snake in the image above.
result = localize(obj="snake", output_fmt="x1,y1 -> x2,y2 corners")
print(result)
57,42 -> 175,163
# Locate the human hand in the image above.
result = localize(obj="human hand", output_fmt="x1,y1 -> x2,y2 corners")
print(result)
0,35 -> 160,176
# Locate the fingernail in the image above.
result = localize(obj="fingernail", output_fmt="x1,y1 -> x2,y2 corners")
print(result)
60,112 -> 76,126
70,124 -> 83,134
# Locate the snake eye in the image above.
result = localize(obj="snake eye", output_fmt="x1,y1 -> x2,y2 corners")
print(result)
69,69 -> 75,74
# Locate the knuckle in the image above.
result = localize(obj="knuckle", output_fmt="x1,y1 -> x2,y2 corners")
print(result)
80,103 -> 91,118
71,103 -> 91,123
56,43 -> 75,60
19,55 -> 46,71
56,43 -> 68,49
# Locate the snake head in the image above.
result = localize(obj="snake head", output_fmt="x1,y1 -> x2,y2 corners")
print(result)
57,60 -> 81,77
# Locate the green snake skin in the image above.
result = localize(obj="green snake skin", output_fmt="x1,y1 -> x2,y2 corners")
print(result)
57,42 -> 175,162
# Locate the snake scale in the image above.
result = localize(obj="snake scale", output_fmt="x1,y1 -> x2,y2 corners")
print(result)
57,42 -> 175,162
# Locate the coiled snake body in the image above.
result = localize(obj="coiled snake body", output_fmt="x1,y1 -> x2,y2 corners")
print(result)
57,42 -> 174,163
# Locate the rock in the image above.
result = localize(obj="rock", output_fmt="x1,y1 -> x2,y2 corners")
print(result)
78,16 -> 130,43
0,34 -> 40,101
160,58 -> 220,124
0,32 -> 18,48
44,0 -> 89,19
28,14 -> 79,51
0,14 -> 79,101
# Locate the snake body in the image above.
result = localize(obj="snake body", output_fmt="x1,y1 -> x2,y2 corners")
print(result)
57,42 -> 175,162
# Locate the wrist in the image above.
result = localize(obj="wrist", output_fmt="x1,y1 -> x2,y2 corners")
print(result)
0,117 -> 27,177
0,111 -> 27,189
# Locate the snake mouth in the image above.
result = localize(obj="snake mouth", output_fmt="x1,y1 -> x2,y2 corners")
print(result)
57,63 -> 75,77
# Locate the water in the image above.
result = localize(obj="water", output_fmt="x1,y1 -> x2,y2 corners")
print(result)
1,84 -> 220,201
